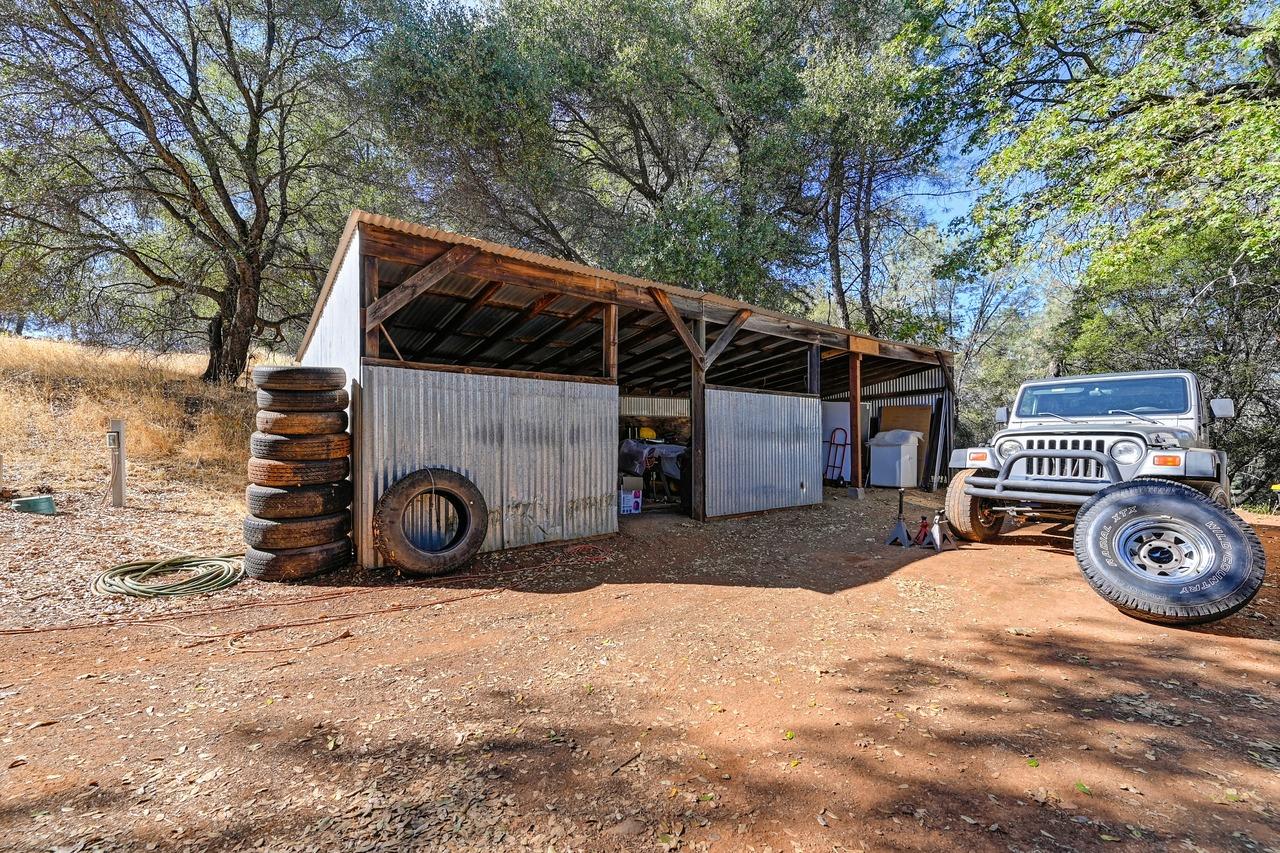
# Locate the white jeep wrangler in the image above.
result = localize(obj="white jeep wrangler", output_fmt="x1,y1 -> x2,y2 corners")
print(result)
947,370 -> 1266,625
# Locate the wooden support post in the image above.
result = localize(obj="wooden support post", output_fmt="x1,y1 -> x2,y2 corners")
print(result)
602,303 -> 618,381
806,343 -> 822,396
108,418 -> 126,508
849,353 -> 864,497
690,318 -> 707,522
362,255 -> 380,357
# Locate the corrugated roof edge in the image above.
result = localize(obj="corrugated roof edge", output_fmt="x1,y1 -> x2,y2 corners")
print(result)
297,209 -> 954,363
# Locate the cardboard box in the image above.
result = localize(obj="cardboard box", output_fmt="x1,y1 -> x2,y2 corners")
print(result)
618,489 -> 643,515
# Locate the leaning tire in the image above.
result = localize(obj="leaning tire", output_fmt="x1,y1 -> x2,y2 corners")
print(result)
373,468 -> 488,577
253,366 -> 346,392
243,511 -> 351,550
247,457 -> 349,487
244,539 -> 353,582
256,388 -> 349,413
250,431 -> 351,461
945,469 -> 1002,542
1073,479 -> 1266,625
256,409 -> 349,436
246,482 -> 353,520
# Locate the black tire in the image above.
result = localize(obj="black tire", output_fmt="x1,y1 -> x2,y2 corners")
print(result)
246,482 -> 353,520
243,511 -> 351,550
247,457 -> 349,487
253,366 -> 346,392
945,468 -> 1002,542
250,431 -> 351,462
256,388 -> 349,413
256,409 -> 349,436
373,468 -> 488,577
1187,479 -> 1231,508
244,539 -> 353,582
1073,479 -> 1266,625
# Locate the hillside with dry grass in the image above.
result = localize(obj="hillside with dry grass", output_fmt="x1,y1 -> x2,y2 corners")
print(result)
0,336 -> 263,504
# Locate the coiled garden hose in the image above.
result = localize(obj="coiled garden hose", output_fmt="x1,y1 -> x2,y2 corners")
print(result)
92,554 -> 245,598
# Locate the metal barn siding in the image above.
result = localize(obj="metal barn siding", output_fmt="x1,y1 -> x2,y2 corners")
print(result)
704,389 -> 823,517
358,364 -> 617,565
299,230 -> 362,386
620,396 -> 690,417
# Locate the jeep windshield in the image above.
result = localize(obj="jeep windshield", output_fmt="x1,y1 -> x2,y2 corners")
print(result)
1015,376 -> 1191,419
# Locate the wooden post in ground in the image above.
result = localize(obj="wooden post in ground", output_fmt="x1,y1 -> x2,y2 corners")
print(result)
848,353 -> 864,497
690,317 -> 707,521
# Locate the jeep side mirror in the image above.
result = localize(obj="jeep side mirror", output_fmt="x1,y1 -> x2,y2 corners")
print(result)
1209,398 -> 1235,419
994,406 -> 1009,425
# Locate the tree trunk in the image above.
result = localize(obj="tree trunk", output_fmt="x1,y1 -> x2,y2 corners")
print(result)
202,260 -> 262,383
13,316 -> 25,336
854,161 -> 880,337
825,148 -> 852,329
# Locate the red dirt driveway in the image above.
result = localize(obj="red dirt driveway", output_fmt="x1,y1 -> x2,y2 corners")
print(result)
1,488 -> 1277,851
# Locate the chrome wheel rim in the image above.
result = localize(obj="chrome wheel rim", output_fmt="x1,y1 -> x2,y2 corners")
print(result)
1115,516 -> 1216,584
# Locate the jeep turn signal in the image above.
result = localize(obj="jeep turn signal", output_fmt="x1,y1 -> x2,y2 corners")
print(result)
1152,454 -> 1182,467
967,451 -> 989,464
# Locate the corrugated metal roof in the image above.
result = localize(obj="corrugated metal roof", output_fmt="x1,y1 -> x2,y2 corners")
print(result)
298,209 -> 955,366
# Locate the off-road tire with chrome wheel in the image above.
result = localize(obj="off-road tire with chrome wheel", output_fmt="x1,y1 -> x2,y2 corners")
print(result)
945,468 -> 1002,542
1073,479 -> 1265,625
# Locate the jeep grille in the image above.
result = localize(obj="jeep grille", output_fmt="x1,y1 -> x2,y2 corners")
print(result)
1024,438 -> 1110,479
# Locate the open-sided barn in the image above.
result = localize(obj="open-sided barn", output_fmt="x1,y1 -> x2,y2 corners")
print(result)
298,210 -> 954,566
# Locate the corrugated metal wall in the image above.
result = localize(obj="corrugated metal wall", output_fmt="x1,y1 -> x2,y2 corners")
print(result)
299,232 -> 362,387
620,396 -> 690,417
705,388 -> 823,517
359,365 -> 618,564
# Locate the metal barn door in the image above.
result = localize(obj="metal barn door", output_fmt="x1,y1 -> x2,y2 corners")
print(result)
704,388 -> 823,517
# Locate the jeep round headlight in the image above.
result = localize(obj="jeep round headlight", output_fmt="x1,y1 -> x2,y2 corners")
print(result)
996,438 -> 1023,460
1109,440 -> 1144,465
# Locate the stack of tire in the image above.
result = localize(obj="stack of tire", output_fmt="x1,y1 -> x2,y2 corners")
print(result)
244,366 -> 353,581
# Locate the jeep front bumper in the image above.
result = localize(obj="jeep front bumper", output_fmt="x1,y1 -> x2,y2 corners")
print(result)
962,449 -> 1122,507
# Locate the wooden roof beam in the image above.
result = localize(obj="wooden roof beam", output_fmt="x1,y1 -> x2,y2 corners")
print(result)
366,245 -> 480,328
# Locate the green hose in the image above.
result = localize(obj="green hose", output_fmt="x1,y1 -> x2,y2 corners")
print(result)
92,554 -> 245,598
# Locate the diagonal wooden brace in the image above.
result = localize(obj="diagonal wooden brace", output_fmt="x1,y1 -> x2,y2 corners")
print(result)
366,244 -> 480,329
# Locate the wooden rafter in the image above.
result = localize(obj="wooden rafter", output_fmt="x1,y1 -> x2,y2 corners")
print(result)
648,287 -> 705,367
506,303 -> 603,367
365,244 -> 480,329
408,280 -> 502,358
457,291 -> 560,361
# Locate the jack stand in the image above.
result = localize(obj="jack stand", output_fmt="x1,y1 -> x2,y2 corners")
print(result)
885,488 -> 912,546
921,509 -> 957,552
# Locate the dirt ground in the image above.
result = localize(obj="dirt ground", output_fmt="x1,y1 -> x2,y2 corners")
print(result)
1,487 -> 1278,852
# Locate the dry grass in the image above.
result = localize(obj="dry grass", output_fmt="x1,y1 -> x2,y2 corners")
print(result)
0,336 -> 283,506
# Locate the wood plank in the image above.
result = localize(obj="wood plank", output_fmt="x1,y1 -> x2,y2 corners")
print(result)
362,357 -> 613,385
366,244 -> 480,328
362,255 -> 380,357
602,303 -> 618,381
649,288 -> 705,366
702,309 -> 752,370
